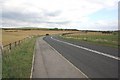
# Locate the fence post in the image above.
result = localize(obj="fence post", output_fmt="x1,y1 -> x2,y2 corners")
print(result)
3,36 -> 32,52
15,42 -> 17,47
19,40 -> 20,45
9,43 -> 12,50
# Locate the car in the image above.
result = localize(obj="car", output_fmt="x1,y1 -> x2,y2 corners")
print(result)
46,34 -> 49,36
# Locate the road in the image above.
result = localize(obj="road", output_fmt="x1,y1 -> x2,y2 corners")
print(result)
32,37 -> 87,78
43,36 -> 119,78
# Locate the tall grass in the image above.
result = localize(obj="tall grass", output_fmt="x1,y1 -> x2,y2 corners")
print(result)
2,37 -> 36,78
61,32 -> 118,48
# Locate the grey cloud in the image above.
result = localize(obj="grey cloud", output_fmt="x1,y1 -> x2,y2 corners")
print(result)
2,10 -> 47,23
0,0 -> 4,5
2,9 -> 70,26
44,10 -> 62,17
46,21 -> 70,24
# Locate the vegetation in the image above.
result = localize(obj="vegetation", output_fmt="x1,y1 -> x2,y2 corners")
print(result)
2,28 -> 79,31
2,29 -> 74,46
2,37 -> 36,78
1,28 -> 78,78
61,31 -> 119,48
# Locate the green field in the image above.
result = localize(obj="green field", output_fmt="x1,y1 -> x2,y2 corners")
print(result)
61,32 -> 118,48
2,37 -> 36,78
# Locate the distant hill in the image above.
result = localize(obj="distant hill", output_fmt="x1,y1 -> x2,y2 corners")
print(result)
2,27 -> 79,31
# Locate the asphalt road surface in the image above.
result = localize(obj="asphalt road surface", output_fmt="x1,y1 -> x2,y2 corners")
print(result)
43,36 -> 119,78
32,37 -> 87,78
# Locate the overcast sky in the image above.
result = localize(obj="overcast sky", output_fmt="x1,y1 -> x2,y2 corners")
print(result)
0,0 -> 119,30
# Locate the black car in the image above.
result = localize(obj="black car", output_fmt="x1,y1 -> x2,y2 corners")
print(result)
46,34 -> 49,36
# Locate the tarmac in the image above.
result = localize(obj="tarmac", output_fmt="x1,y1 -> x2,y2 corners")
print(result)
32,37 -> 87,78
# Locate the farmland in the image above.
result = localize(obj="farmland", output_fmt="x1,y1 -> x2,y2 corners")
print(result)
61,31 -> 119,48
1,29 -> 119,78
2,29 -> 74,46
2,29 -> 77,78
2,29 -> 119,47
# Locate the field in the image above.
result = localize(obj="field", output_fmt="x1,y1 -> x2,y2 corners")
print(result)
61,31 -> 118,48
2,30 -> 74,46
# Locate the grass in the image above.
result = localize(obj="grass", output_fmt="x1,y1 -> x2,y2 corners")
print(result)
0,29 -> 2,46
1,29 -> 76,78
2,37 -> 36,78
61,32 -> 118,48
2,30 -> 74,46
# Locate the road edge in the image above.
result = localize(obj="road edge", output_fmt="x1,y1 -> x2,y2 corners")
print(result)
30,38 -> 37,78
51,37 -> 120,61
43,37 -> 89,78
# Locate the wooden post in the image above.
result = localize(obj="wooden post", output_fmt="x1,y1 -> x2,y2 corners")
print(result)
19,40 -> 20,45
15,42 -> 17,47
9,43 -> 12,50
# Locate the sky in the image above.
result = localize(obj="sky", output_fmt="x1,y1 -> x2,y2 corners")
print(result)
0,0 -> 119,31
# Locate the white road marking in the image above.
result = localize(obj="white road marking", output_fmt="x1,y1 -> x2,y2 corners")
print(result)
45,38 -> 89,78
51,37 -> 120,61
30,40 -> 36,78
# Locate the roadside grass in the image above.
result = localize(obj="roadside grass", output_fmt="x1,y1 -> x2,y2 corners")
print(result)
61,32 -> 118,48
2,37 -> 36,78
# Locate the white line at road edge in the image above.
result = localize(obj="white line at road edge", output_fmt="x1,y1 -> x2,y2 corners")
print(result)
30,39 -> 36,78
51,37 -> 120,61
44,38 -> 89,78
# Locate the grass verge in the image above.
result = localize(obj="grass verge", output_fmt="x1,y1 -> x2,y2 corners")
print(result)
60,34 -> 118,48
2,37 -> 36,78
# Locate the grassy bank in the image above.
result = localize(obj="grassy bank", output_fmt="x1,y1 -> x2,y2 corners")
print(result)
2,37 -> 36,78
61,32 -> 118,48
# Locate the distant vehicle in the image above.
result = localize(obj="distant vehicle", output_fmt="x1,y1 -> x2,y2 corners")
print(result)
46,34 -> 49,36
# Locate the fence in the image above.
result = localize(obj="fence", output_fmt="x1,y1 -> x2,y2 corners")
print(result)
3,36 -> 33,53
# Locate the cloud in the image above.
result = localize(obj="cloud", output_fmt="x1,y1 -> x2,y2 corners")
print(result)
1,0 -> 119,30
43,10 -> 62,17
2,9 -> 70,27
3,10 -> 47,23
